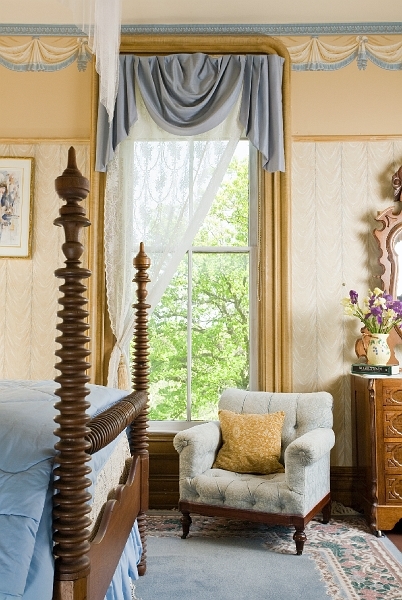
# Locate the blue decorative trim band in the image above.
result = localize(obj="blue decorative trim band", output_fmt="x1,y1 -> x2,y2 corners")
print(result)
1,22 -> 402,37
120,23 -> 402,36
0,24 -> 85,36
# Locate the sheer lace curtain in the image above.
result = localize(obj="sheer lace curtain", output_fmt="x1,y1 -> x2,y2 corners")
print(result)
104,92 -> 243,388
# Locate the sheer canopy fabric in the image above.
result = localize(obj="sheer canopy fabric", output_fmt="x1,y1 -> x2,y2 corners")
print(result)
60,0 -> 122,120
96,53 -> 285,173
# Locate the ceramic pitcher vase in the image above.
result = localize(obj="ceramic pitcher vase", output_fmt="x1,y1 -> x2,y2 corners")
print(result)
366,333 -> 391,366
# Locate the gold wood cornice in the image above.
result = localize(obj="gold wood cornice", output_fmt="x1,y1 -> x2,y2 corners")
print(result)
120,34 -> 288,59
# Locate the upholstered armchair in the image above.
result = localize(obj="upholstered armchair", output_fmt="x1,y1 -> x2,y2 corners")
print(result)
173,388 -> 335,554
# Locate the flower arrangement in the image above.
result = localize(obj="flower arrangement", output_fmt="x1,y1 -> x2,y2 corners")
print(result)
341,288 -> 402,334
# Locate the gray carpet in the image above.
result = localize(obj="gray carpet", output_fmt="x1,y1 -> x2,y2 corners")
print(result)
133,535 -> 329,600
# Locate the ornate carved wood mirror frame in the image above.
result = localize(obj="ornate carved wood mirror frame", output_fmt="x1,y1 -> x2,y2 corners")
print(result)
357,165 -> 402,364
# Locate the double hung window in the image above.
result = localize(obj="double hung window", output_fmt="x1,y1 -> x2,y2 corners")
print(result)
148,140 -> 258,421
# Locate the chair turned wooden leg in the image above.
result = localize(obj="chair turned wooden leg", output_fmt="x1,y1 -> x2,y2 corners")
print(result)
293,526 -> 307,555
322,499 -> 331,524
180,511 -> 192,539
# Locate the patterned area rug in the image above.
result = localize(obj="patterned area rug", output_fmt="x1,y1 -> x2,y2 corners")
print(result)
144,512 -> 402,600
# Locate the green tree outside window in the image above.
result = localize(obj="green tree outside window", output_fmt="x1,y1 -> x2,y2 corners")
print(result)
147,144 -> 253,421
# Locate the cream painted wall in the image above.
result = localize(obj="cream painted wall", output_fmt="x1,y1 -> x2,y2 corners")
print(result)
292,61 -> 402,137
4,0 -> 401,25
1,63 -> 92,139
120,0 -> 399,25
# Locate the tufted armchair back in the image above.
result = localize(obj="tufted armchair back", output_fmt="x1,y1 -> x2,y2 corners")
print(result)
219,388 -> 333,463
173,388 -> 335,554
175,387 -> 335,554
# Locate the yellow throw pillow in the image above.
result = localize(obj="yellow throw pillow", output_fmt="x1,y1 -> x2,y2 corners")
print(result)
213,409 -> 286,475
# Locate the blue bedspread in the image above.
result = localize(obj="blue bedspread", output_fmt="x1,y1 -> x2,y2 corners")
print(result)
0,380 -> 142,600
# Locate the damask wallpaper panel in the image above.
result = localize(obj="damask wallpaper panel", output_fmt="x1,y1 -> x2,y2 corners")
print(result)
292,140 -> 402,465
0,143 -> 89,381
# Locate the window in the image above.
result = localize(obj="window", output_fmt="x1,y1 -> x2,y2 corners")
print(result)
148,140 -> 258,421
98,40 -> 290,395
94,38 -> 290,394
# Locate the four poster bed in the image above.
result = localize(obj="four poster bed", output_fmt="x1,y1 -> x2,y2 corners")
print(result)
0,148 -> 150,600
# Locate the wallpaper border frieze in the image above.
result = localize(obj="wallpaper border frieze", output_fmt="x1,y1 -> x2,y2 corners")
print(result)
2,23 -> 402,72
2,22 -> 402,36
121,23 -> 402,36
0,25 -> 85,36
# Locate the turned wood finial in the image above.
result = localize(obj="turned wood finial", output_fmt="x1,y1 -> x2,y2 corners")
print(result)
55,146 -> 90,201
53,147 -> 93,583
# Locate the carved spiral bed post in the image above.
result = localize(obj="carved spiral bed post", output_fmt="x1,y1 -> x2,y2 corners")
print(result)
53,147 -> 92,599
129,242 -> 151,576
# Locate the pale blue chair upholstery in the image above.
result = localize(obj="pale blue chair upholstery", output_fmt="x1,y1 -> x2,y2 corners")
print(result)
173,388 -> 335,554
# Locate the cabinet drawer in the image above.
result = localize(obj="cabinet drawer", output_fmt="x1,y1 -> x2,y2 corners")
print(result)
384,442 -> 402,472
383,386 -> 402,407
386,475 -> 402,503
383,411 -> 402,438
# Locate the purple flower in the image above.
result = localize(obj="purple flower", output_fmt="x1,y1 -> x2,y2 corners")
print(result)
391,300 -> 402,316
370,305 -> 383,323
349,290 -> 358,305
343,287 -> 402,333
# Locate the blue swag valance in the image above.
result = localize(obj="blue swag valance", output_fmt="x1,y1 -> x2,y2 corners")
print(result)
96,52 -> 285,173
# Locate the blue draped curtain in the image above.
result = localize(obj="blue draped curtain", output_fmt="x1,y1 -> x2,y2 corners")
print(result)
96,53 -> 285,173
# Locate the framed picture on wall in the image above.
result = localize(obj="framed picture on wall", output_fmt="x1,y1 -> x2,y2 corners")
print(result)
0,157 -> 34,258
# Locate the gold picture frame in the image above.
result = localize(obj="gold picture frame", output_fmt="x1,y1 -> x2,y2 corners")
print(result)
0,157 -> 34,258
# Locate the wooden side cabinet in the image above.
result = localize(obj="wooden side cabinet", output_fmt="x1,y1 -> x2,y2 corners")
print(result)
351,374 -> 402,534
